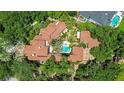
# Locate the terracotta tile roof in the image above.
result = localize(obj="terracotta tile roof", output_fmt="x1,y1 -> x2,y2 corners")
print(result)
24,39 -> 50,61
40,21 -> 66,43
80,31 -> 100,48
27,54 -> 51,61
68,47 -> 91,62
68,31 -> 100,62
33,35 -> 44,41
52,22 -> 67,39
30,39 -> 45,47
68,55 -> 83,62
72,47 -> 84,55
23,21 -> 66,61
24,44 -> 48,56
68,47 -> 84,62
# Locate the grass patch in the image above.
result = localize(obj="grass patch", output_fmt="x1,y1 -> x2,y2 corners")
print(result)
77,21 -> 97,31
118,17 -> 124,31
68,29 -> 76,43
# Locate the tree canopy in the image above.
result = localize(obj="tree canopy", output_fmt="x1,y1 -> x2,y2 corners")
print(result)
90,26 -> 121,62
37,57 -> 74,81
76,61 -> 120,81
11,59 -> 35,81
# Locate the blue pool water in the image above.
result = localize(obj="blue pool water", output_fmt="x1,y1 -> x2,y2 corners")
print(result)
111,15 -> 120,27
61,44 -> 71,53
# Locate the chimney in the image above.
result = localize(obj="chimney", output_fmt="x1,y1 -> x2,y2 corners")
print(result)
31,53 -> 36,56
55,21 -> 59,25
45,41 -> 49,46
77,31 -> 80,39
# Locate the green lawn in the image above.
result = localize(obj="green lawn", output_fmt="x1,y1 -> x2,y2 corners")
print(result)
116,64 -> 124,80
77,21 -> 97,31
118,17 -> 124,31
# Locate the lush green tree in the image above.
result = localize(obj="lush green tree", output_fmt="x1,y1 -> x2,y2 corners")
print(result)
88,62 -> 120,81
47,11 -> 63,19
67,11 -> 77,17
38,56 -> 74,81
0,11 -> 49,44
11,59 -> 35,81
78,42 -> 87,48
115,31 -> 124,58
90,26 -> 120,62
0,23 -> 4,32
0,34 -> 14,62
76,61 -> 120,81
59,12 -> 77,30
0,61 -> 10,80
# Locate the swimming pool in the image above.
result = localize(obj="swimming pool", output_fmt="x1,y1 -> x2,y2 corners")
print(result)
111,15 -> 120,27
60,42 -> 71,54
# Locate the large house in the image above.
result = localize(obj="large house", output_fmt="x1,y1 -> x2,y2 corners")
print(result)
68,31 -> 100,62
24,21 -> 67,62
24,21 -> 100,63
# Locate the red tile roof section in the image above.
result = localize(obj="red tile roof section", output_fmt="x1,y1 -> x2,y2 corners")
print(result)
68,47 -> 84,62
24,21 -> 66,61
27,54 -> 51,61
40,21 -> 66,43
68,47 -> 90,62
80,31 -> 100,48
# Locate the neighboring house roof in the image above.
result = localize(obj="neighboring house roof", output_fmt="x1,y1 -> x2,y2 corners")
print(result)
80,31 -> 100,48
23,21 -> 66,61
80,11 -> 117,25
68,47 -> 89,62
